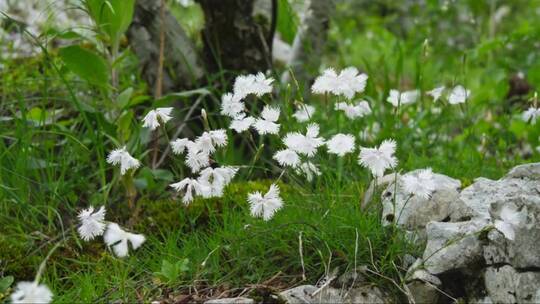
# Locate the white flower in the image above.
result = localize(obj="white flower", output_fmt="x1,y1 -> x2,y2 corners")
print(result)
171,138 -> 192,154
427,86 -> 445,102
248,184 -> 283,221
358,139 -> 398,177
311,67 -> 368,99
312,68 -> 339,95
335,101 -> 371,119
221,93 -> 245,118
295,162 -> 321,182
283,123 -> 325,157
254,105 -> 280,135
185,142 -> 211,173
522,107 -> 540,124
335,67 -> 368,99
106,146 -> 141,175
230,115 -> 255,132
293,104 -> 315,122
401,168 -> 436,200
198,166 -> 238,197
77,206 -> 106,241
494,204 -> 527,241
10,281 -> 53,304
170,177 -> 209,204
448,85 -> 470,104
326,133 -> 355,156
193,129 -> 228,155
103,223 -> 146,258
142,107 -> 173,130
233,73 -> 273,101
387,89 -> 420,107
273,149 -> 301,167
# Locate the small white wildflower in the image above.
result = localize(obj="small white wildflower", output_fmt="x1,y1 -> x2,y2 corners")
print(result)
233,73 -> 273,101
194,129 -> 228,155
387,89 -> 420,107
311,68 -> 339,95
283,123 -> 325,157
248,184 -> 283,221
251,72 -> 274,97
254,105 -> 280,135
185,143 -> 211,173
230,115 -> 255,132
273,149 -> 301,167
103,223 -> 146,258
494,204 -> 527,241
334,101 -> 371,119
106,146 -> 141,175
170,177 -> 209,203
401,168 -> 436,200
358,139 -> 398,177
448,85 -> 470,104
295,161 -> 321,182
522,107 -> 540,124
77,206 -> 106,241
326,133 -> 355,156
171,138 -> 192,154
293,104 -> 316,122
427,86 -> 445,102
221,93 -> 245,118
198,166 -> 238,197
142,107 -> 173,130
10,281 -> 53,304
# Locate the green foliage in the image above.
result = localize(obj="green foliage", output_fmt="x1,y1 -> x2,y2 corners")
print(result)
277,0 -> 299,44
154,259 -> 190,284
84,0 -> 136,44
59,45 -> 110,87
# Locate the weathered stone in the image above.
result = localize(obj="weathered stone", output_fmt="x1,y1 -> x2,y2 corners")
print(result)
484,265 -> 540,303
423,220 -> 488,274
204,297 -> 254,304
343,285 -> 387,304
407,280 -> 439,304
279,284 -> 389,304
380,170 -> 463,232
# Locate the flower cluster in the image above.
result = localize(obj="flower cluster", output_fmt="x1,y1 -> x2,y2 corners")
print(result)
77,206 -> 145,258
312,67 -> 368,99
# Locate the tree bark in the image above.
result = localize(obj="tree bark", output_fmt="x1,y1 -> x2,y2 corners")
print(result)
282,0 -> 335,94
196,0 -> 273,74
127,0 -> 204,93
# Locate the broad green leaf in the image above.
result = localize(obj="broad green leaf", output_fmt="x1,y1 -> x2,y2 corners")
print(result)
59,45 -> 109,87
117,110 -> 134,142
0,276 -> 14,293
116,87 -> 134,109
85,0 -> 135,42
277,0 -> 299,44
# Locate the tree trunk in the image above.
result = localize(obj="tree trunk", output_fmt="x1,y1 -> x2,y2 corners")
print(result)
282,0 -> 335,94
127,0 -> 204,93
196,0 -> 273,74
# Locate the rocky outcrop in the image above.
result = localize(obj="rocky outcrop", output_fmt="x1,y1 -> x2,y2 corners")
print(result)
392,163 -> 540,303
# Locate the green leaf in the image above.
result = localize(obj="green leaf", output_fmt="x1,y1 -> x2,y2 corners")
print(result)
59,45 -> 109,87
155,259 -> 189,283
85,0 -> 135,43
277,0 -> 299,44
116,87 -> 134,109
0,276 -> 14,293
117,110 -> 134,142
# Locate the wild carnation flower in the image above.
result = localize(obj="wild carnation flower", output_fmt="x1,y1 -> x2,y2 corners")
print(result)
221,93 -> 245,118
326,133 -> 355,156
387,89 -> 420,107
273,149 -> 301,167
77,206 -> 106,241
494,203 -> 527,241
295,161 -> 321,182
171,138 -> 192,154
185,143 -> 211,173
233,72 -> 273,101
283,123 -> 325,157
293,104 -> 316,122
103,223 -> 146,258
448,85 -> 470,104
248,184 -> 283,221
335,101 -> 371,119
311,67 -> 368,99
170,177 -> 209,203
107,146 -> 140,175
230,115 -> 255,132
198,166 -> 238,197
522,107 -> 540,124
142,107 -> 173,130
194,129 -> 228,155
401,168 -> 436,200
427,86 -> 445,102
358,139 -> 398,177
254,105 -> 280,135
10,281 -> 53,304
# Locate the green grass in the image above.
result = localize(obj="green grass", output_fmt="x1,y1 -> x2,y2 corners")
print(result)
2,0 -> 540,302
